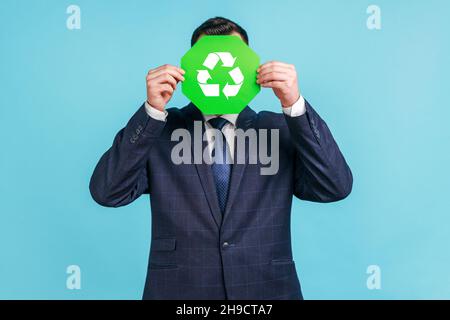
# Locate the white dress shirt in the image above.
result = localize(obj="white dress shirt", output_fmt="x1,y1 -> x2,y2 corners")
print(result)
144,96 -> 306,158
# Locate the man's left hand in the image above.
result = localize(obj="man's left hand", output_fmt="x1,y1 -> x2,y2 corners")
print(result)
257,61 -> 301,108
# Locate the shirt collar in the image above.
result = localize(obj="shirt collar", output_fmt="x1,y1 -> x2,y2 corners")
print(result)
203,113 -> 239,126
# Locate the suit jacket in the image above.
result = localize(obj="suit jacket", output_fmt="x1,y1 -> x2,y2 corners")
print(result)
89,101 -> 353,300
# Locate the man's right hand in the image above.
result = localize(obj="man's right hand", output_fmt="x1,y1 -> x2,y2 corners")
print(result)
146,64 -> 185,111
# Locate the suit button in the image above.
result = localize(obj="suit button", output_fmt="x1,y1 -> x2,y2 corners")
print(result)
222,242 -> 229,248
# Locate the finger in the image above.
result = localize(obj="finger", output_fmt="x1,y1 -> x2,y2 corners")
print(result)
149,64 -> 185,76
147,68 -> 185,82
150,73 -> 177,90
148,68 -> 185,82
149,74 -> 177,91
260,81 -> 286,89
257,61 -> 294,72
257,66 -> 294,78
259,61 -> 294,70
257,72 -> 292,84
258,65 -> 294,77
159,84 -> 174,94
154,64 -> 185,75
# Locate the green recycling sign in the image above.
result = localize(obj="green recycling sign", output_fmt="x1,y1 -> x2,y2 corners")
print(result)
181,36 -> 260,114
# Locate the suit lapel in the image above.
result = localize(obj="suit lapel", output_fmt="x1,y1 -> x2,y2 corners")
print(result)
183,104 -> 223,229
222,106 -> 257,226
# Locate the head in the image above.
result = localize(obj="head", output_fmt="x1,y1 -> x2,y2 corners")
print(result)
191,17 -> 249,47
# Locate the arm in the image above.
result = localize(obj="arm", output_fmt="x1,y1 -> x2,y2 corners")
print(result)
89,105 -> 166,207
257,61 -> 353,202
89,64 -> 185,207
285,100 -> 353,202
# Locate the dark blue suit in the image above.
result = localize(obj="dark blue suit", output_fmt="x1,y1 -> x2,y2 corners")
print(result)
89,101 -> 353,300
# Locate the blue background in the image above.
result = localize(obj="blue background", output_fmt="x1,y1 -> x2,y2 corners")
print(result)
1,0 -> 449,299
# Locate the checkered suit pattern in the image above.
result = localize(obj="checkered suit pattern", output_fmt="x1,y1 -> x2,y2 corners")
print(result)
89,101 -> 353,300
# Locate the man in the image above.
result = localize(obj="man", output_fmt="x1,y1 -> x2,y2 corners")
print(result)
90,17 -> 353,300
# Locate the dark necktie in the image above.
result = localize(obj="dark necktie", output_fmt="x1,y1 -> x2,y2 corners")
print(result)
208,117 -> 232,214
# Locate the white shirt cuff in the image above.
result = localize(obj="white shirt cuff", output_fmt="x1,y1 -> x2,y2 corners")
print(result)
282,95 -> 306,117
145,101 -> 168,122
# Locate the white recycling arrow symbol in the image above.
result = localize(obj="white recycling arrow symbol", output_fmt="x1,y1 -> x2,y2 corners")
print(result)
197,52 -> 244,99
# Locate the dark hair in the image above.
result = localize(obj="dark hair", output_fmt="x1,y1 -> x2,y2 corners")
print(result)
191,17 -> 249,46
